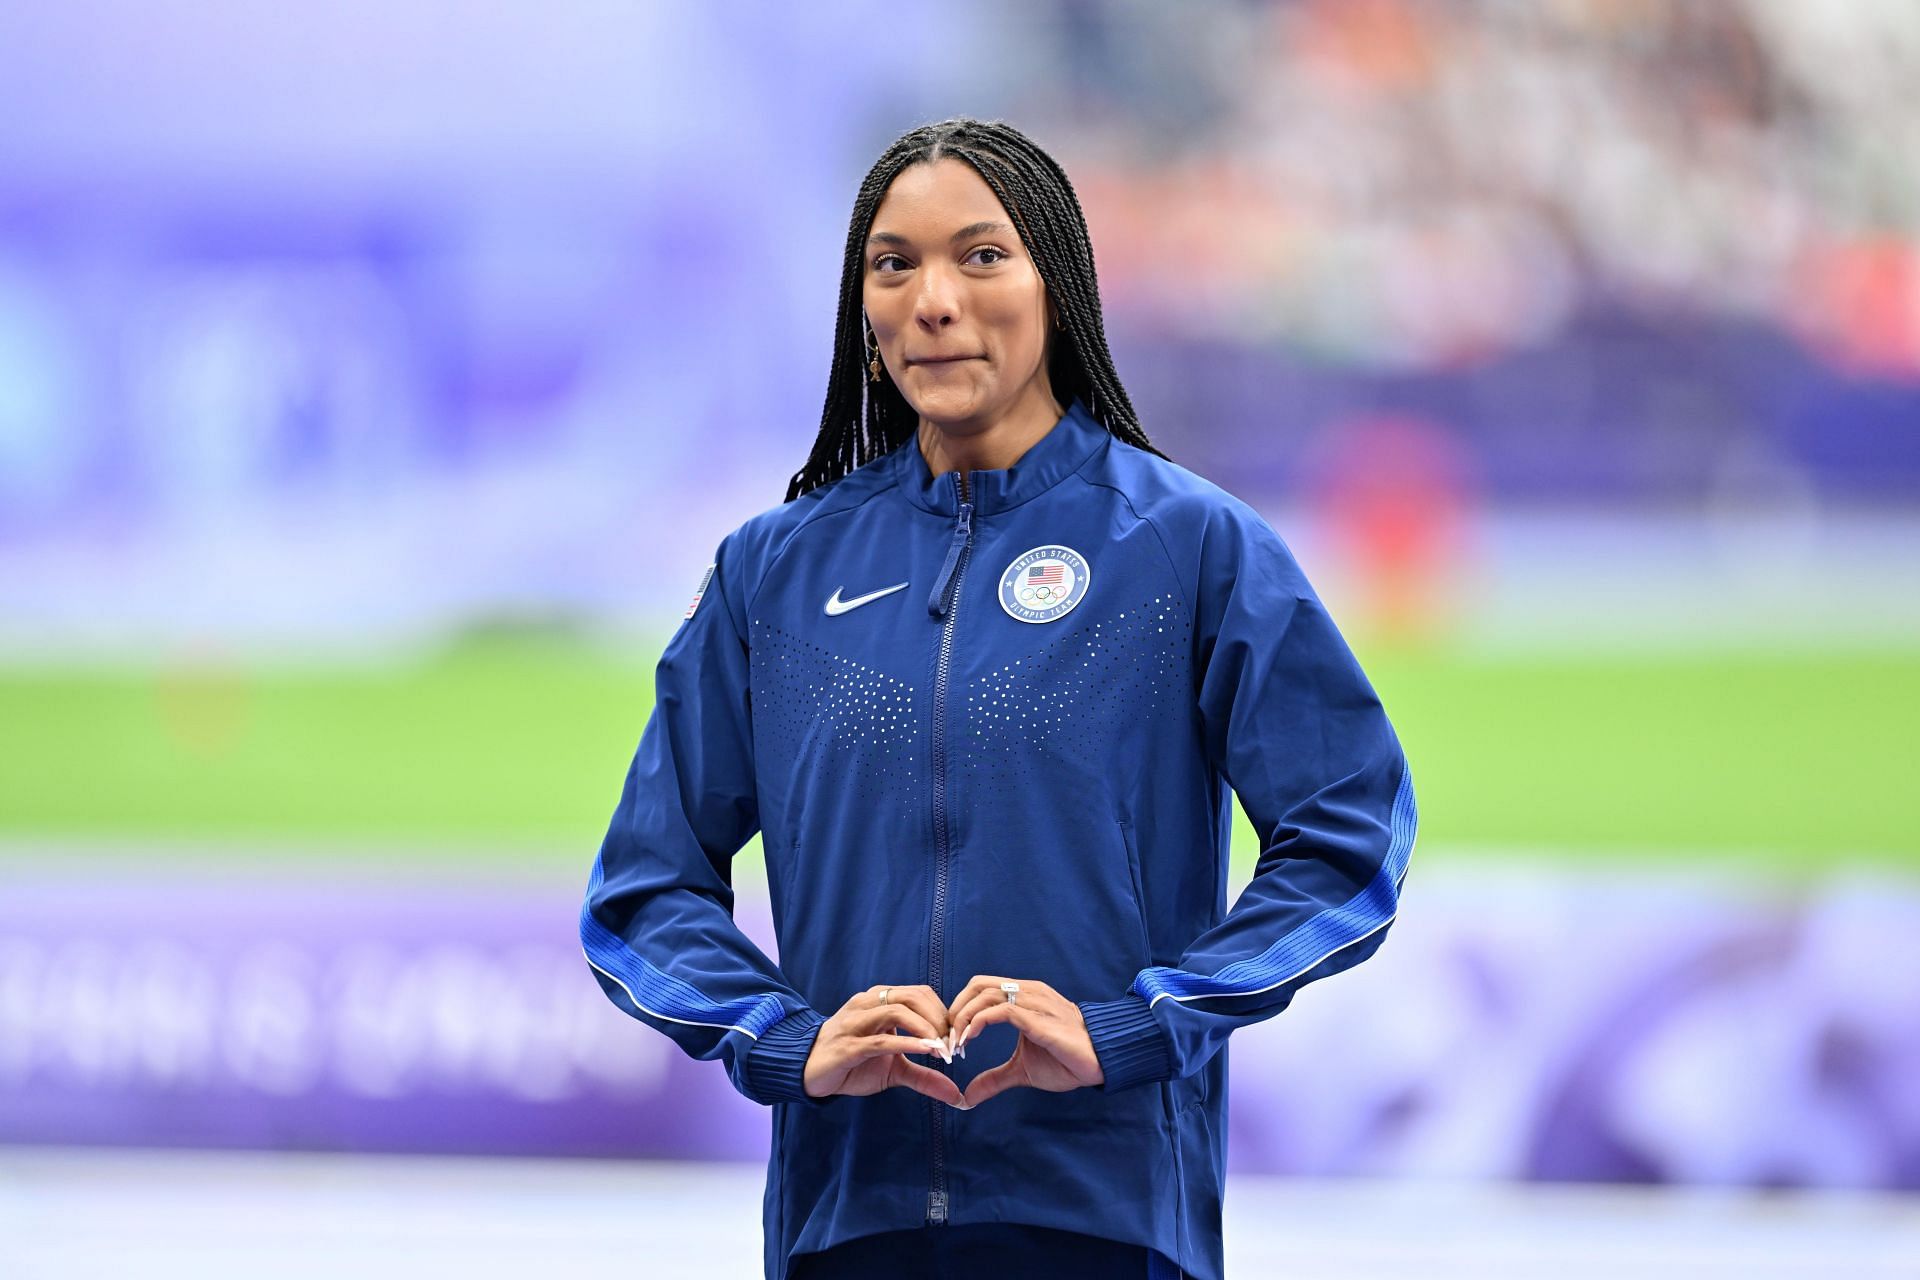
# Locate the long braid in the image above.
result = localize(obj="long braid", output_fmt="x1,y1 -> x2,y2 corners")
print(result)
785,118 -> 1168,503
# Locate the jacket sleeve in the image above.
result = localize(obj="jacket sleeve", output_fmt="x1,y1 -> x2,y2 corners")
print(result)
579,527 -> 831,1107
1077,499 -> 1417,1092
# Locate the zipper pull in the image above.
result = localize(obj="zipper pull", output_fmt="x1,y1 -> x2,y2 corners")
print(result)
927,1188 -> 949,1223
926,498 -> 973,618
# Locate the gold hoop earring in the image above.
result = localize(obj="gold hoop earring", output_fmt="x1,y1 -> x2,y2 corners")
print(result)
865,323 -> 883,383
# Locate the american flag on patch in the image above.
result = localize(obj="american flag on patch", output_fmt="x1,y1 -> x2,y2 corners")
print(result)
684,563 -> 716,620
1027,563 -> 1065,585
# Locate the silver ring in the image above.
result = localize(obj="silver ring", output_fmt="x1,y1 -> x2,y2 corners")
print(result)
1000,981 -> 1020,1006
880,987 -> 892,1005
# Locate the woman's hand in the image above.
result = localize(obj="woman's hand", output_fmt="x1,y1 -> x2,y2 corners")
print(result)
947,976 -> 1105,1108
803,984 -> 964,1106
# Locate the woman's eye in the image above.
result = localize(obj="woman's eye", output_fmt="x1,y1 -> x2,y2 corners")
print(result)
871,247 -> 1004,273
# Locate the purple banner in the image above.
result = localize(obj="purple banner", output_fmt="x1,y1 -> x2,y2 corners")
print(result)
1,856 -> 1915,1188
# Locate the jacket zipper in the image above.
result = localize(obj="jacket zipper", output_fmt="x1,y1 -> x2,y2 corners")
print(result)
925,468 -> 972,1226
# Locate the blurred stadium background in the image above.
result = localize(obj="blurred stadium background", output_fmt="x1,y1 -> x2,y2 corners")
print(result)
2,1 -> 1917,1275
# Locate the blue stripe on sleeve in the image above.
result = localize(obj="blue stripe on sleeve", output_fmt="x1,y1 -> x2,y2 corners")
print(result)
579,854 -> 793,1040
1133,761 -> 1416,1007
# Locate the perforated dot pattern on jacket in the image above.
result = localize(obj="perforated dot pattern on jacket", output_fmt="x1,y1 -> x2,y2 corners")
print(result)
961,592 -> 1191,788
749,618 -> 920,821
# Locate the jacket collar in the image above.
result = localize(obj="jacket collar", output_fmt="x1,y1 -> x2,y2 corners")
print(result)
890,394 -> 1109,517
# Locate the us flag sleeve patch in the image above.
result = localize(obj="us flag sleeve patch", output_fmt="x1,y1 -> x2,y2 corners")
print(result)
685,562 -> 716,620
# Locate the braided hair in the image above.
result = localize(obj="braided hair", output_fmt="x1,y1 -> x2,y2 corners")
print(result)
784,116 -> 1168,502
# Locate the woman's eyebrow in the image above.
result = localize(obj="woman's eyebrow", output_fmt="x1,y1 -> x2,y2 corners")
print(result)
867,220 -> 1014,248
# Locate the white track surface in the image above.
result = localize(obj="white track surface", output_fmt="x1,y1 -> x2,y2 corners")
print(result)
1,1147 -> 1915,1278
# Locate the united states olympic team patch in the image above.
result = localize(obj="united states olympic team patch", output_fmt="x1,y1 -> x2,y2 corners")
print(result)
998,544 -> 1090,624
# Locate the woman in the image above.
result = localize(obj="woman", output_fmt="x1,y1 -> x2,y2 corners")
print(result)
580,117 -> 1416,1280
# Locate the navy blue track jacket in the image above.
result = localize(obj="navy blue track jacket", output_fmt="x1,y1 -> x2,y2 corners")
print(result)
580,395 -> 1417,1280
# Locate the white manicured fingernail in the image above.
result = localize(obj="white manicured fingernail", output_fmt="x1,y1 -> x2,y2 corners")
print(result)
921,1038 -> 946,1057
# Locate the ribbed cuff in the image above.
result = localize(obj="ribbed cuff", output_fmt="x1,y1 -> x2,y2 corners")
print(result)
1078,993 -> 1176,1093
741,1007 -> 829,1106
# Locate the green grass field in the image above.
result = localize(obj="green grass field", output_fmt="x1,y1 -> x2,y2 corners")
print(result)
1,632 -> 1913,881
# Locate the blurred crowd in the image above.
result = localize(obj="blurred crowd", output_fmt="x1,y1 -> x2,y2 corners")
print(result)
1049,0 -> 1920,375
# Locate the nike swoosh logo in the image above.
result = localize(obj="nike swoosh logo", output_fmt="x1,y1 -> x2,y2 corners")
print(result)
824,582 -> 909,615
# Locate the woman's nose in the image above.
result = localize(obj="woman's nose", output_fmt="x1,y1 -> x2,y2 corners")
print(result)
912,262 -> 960,328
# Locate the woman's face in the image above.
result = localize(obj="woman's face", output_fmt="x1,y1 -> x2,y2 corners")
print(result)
862,157 -> 1058,429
